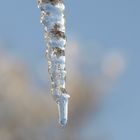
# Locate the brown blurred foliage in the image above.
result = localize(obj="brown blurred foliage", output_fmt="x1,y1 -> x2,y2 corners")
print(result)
0,42 -> 125,140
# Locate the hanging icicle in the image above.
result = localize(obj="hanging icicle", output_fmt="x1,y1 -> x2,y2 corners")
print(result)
37,0 -> 70,126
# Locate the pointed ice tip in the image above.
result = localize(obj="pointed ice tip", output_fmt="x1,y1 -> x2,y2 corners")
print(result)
57,94 -> 70,127
60,118 -> 67,127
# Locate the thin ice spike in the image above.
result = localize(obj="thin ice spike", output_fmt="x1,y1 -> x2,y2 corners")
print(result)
37,0 -> 70,126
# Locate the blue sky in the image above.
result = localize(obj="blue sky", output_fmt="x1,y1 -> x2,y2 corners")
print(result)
0,0 -> 140,139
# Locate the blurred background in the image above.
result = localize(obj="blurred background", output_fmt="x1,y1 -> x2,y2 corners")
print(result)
0,0 -> 139,140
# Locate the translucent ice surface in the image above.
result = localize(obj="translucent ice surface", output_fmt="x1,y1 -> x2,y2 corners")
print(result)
37,0 -> 70,126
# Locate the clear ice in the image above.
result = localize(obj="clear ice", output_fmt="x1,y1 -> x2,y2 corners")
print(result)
37,0 -> 70,127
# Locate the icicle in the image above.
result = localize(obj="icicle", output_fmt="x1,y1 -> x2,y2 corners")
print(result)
37,0 -> 70,126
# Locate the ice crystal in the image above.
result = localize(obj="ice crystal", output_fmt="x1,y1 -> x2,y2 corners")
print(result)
37,0 -> 70,126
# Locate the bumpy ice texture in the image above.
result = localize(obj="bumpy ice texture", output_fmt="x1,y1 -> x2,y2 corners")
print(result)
37,0 -> 70,126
